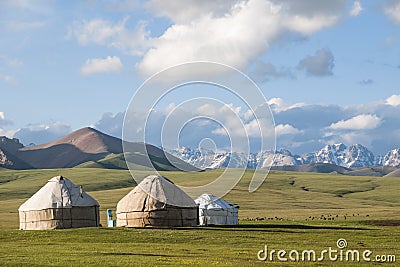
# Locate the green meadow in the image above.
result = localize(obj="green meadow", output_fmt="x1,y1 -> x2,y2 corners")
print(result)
0,168 -> 399,266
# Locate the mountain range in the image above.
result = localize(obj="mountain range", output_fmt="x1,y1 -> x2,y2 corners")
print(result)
0,127 -> 198,171
168,144 -> 400,169
1,128 -> 398,177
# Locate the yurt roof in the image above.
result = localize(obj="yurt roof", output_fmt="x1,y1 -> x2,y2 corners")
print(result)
195,193 -> 238,210
117,175 -> 196,211
18,176 -> 99,211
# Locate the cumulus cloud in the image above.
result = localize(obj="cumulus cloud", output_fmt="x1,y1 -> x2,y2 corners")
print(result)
275,124 -> 302,135
66,0 -> 351,77
350,1 -> 363,17
328,114 -> 381,130
267,98 -> 305,113
298,49 -> 335,76
13,122 -> 72,145
80,56 -> 123,75
386,94 -> 400,106
137,0 -> 346,76
384,0 -> 400,24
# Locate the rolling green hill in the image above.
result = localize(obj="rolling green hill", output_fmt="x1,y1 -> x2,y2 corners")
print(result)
0,168 -> 399,266
1,168 -> 399,226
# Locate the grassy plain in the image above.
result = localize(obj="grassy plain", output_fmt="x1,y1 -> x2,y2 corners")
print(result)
0,168 -> 399,266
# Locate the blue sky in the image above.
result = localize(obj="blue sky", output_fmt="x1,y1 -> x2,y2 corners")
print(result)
1,0 -> 400,155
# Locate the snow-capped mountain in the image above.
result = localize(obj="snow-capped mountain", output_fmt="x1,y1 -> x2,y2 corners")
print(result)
169,147 -> 304,169
169,144 -> 400,169
346,144 -> 375,167
378,148 -> 400,167
309,143 -> 375,168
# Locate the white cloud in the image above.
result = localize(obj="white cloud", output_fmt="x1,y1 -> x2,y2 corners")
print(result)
80,56 -> 123,75
298,49 -> 335,76
137,0 -> 347,76
384,1 -> 400,24
66,1 -> 349,78
329,114 -> 381,130
0,112 -> 4,120
267,98 -> 305,113
67,17 -> 149,55
68,18 -> 127,45
283,14 -> 339,35
275,124 -> 302,136
350,1 -> 363,17
386,94 -> 400,107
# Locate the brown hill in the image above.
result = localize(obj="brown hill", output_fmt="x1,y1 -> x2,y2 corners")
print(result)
10,127 -> 198,171
21,127 -> 122,154
346,166 -> 397,177
17,127 -> 116,168
384,168 -> 400,177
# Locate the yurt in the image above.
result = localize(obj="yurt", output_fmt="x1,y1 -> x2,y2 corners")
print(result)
19,176 -> 100,230
116,175 -> 198,227
195,194 -> 239,226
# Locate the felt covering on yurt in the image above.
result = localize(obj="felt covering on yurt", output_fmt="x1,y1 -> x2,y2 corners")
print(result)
18,176 -> 100,230
195,193 -> 238,225
116,175 -> 198,227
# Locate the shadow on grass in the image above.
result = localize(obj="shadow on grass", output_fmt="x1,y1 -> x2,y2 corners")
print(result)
114,223 -> 373,232
362,220 -> 400,226
98,252 -> 172,257
173,223 -> 373,232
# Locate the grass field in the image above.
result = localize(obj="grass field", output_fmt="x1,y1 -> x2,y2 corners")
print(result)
0,168 -> 399,266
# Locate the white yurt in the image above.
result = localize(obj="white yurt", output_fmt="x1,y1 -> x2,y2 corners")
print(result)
19,176 -> 100,230
195,194 -> 239,226
116,175 -> 198,227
